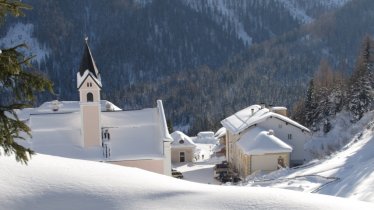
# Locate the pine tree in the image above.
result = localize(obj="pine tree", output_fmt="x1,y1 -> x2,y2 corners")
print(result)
347,35 -> 374,122
293,59 -> 347,133
166,119 -> 174,133
304,79 -> 317,127
0,0 -> 52,163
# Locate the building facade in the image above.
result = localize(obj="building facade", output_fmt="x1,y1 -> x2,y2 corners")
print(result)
221,105 -> 310,178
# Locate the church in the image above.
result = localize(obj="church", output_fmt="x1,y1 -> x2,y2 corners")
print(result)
19,40 -> 172,176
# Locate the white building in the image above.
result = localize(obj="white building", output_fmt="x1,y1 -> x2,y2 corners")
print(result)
20,40 -> 172,176
170,131 -> 197,163
221,104 -> 311,177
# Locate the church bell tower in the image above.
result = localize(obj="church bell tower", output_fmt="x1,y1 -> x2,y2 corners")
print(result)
77,38 -> 102,148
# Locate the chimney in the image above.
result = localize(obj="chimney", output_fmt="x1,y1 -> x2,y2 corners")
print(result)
260,102 -> 266,109
269,104 -> 273,112
251,108 -> 254,115
268,130 -> 274,135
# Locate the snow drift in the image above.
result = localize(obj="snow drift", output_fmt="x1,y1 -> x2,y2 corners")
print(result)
0,154 -> 373,210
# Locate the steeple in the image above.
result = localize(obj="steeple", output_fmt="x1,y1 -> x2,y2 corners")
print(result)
77,37 -> 102,148
79,38 -> 100,79
77,38 -> 102,89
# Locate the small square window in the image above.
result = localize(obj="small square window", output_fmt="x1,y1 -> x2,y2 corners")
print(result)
278,124 -> 282,128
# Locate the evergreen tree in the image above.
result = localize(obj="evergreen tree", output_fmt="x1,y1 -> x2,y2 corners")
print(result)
166,119 -> 174,133
0,0 -> 52,163
292,59 -> 347,133
304,79 -> 317,127
347,36 -> 374,122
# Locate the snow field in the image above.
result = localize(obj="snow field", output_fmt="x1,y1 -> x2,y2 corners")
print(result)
1,153 -> 373,210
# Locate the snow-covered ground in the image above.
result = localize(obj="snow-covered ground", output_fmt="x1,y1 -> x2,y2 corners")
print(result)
173,143 -> 222,185
1,153 -> 373,210
245,111 -> 374,203
3,108 -> 374,209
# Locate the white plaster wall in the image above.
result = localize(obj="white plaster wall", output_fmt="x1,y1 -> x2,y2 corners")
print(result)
163,142 -> 171,176
250,153 -> 289,174
79,76 -> 102,148
81,105 -> 101,147
171,147 -> 195,163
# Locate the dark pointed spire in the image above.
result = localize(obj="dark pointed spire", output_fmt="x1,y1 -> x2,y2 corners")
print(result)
79,37 -> 100,79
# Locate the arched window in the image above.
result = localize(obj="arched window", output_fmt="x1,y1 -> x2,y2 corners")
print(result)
87,92 -> 94,102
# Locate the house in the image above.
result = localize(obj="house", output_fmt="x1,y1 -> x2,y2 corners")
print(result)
20,40 -> 172,176
195,131 -> 218,144
234,127 -> 292,177
221,104 -> 310,178
171,131 -> 197,163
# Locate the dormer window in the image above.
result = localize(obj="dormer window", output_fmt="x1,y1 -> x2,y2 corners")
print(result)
87,92 -> 94,102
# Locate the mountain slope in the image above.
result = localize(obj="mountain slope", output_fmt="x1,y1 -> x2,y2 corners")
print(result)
0,153 -> 373,209
0,0 -> 358,133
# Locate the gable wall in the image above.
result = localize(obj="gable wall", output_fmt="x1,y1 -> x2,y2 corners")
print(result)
171,147 -> 195,163
79,76 -> 101,103
257,117 -> 310,164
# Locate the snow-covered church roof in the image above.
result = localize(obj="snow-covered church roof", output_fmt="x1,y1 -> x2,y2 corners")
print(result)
237,127 -> 292,155
221,105 -> 310,135
20,100 -> 171,161
171,131 -> 196,148
37,100 -> 121,113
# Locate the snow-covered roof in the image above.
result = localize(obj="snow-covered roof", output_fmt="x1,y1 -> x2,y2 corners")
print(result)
77,70 -> 102,88
197,131 -> 214,138
171,131 -> 196,148
15,100 -> 121,122
237,127 -> 292,155
33,100 -> 121,114
214,127 -> 227,138
271,106 -> 287,111
221,105 -> 310,134
24,101 -> 170,161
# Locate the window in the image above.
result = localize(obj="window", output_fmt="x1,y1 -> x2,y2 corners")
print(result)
180,152 -> 185,162
87,92 -> 94,102
179,139 -> 184,144
278,124 -> 282,128
288,134 -> 292,140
